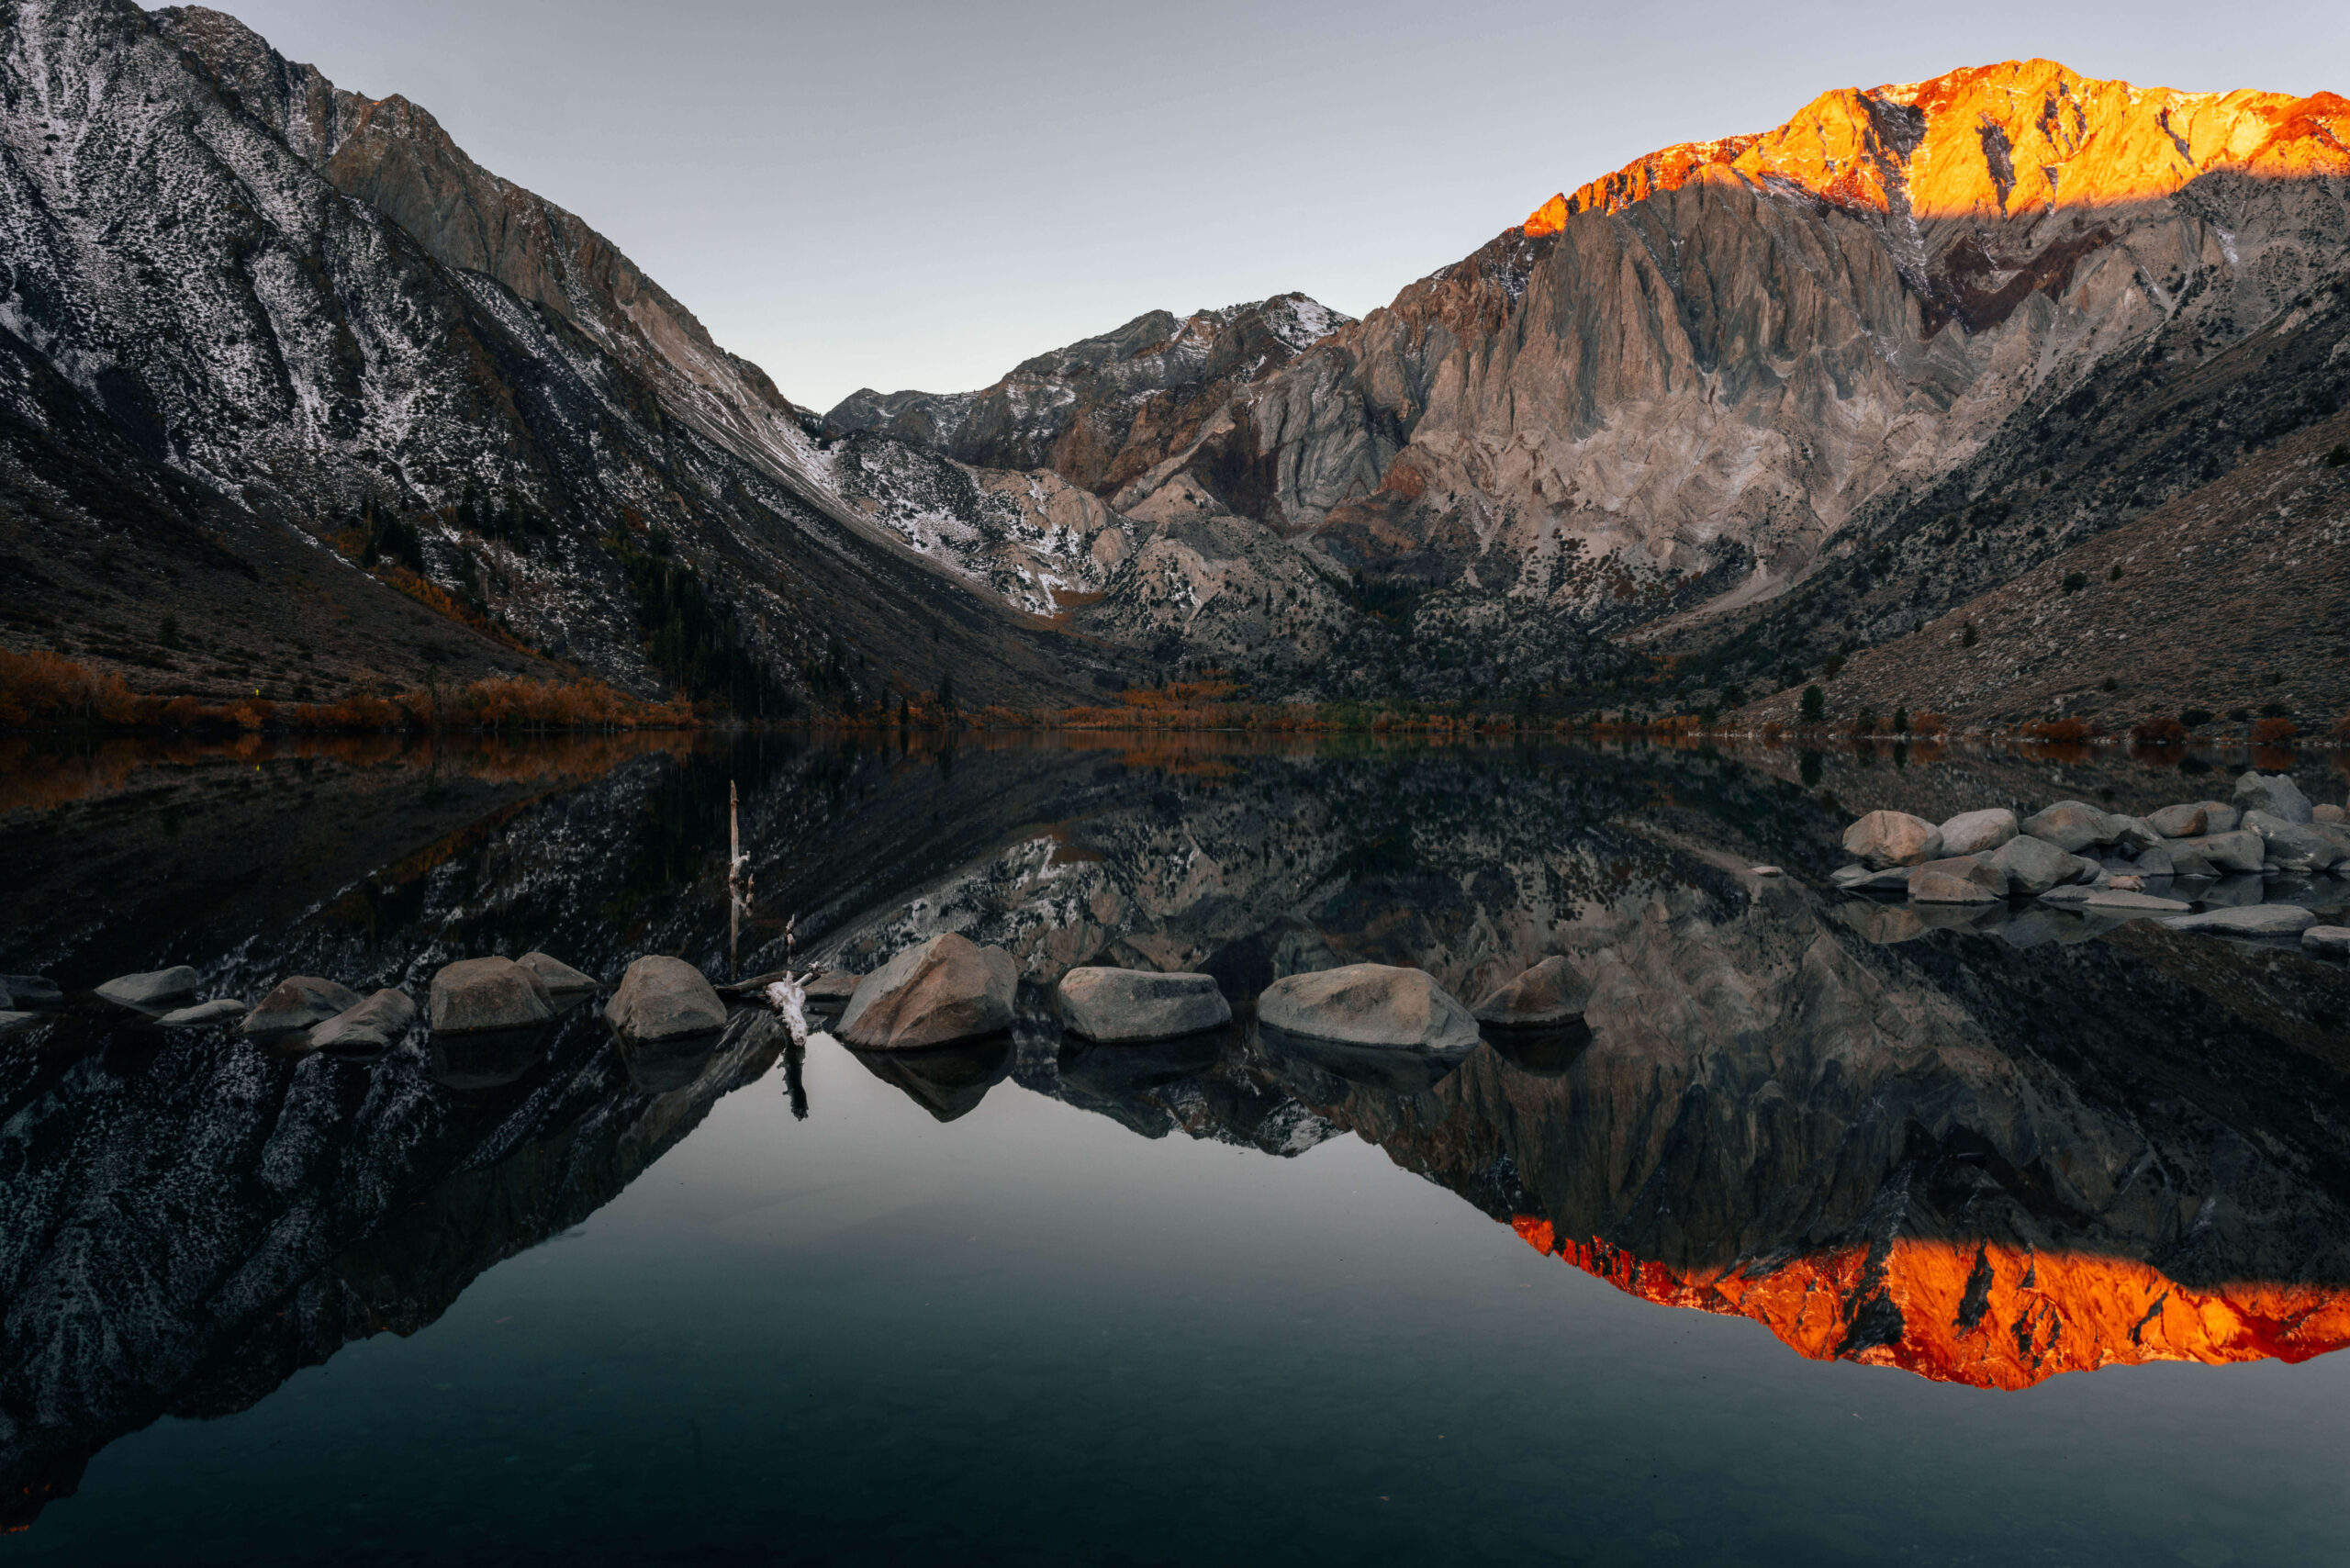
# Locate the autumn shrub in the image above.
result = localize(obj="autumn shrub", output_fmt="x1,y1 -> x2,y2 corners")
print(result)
2333,713 -> 2350,741
2132,715 -> 2189,744
2025,716 -> 2095,742
2251,717 -> 2298,745
1911,711 -> 1950,736
0,649 -> 141,727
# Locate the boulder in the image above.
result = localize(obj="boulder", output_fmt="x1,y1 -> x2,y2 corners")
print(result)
1055,967 -> 1231,1042
2020,801 -> 2120,854
2082,890 -> 2192,913
605,957 -> 728,1045
517,951 -> 599,1002
2165,845 -> 2218,879
2111,817 -> 2164,854
2146,803 -> 2209,838
2260,823 -> 2345,873
1990,834 -> 2096,897
2132,845 -> 2177,878
837,933 -> 1016,1051
0,1012 -> 39,1036
2232,770 -> 2313,825
1842,812 -> 1942,868
1748,866 -> 1785,878
2181,831 -> 2266,875
1835,866 -> 1916,894
2317,804 -> 2346,824
1936,809 -> 2018,857
2302,926 -> 2350,958
1830,864 -> 1875,887
0,975 -> 60,1008
2197,803 -> 2242,834
430,957 -> 555,1036
1908,856 -> 2005,903
1257,964 -> 1480,1052
2161,905 -> 2320,938
154,998 -> 248,1028
94,967 -> 201,1011
1472,957 -> 1593,1027
239,976 -> 365,1037
309,989 -> 418,1050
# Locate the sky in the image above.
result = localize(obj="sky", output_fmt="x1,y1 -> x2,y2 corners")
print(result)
205,0 -> 2350,412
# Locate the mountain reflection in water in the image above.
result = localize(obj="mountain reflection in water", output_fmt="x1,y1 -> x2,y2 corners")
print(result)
2,732 -> 2347,1528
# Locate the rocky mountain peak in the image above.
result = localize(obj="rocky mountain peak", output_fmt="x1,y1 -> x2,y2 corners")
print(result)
1524,60 -> 2350,236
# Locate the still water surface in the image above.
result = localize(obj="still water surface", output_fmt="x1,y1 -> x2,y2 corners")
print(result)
3,732 -> 2348,1565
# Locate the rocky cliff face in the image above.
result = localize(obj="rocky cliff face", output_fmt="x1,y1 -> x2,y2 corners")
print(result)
847,61 -> 2350,703
0,0 -> 1115,709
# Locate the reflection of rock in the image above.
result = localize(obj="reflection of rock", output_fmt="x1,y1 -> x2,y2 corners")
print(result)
427,1026 -> 549,1090
838,934 -> 1015,1051
1258,964 -> 1479,1051
616,1029 -> 724,1094
1258,1023 -> 1467,1097
1481,1022 -> 1592,1077
153,999 -> 247,1028
846,1037 -> 1013,1123
1055,967 -> 1230,1042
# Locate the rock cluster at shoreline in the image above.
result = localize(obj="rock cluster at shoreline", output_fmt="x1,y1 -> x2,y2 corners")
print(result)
1832,770 -> 2350,956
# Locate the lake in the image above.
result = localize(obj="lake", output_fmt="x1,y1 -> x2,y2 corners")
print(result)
3,729 -> 2348,1566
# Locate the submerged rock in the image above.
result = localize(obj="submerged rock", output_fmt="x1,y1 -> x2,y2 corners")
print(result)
308,989 -> 418,1050
2303,926 -> 2350,957
1257,963 -> 1479,1052
1937,809 -> 2018,857
0,975 -> 60,1009
154,999 -> 248,1028
2081,890 -> 2193,913
1843,812 -> 1942,869
518,951 -> 600,1002
838,933 -> 1016,1051
1472,956 -> 1594,1027
429,957 -> 554,1036
94,967 -> 200,1011
1908,856 -> 2005,903
1056,967 -> 1230,1042
605,957 -> 728,1045
2161,905 -> 2320,938
238,976 -> 364,1037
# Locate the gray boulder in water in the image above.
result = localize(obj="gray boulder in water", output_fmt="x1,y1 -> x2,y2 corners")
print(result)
1472,957 -> 1592,1027
1936,809 -> 2018,857
309,989 -> 419,1050
2180,830 -> 2266,875
2161,905 -> 2320,938
1258,963 -> 1480,1052
605,957 -> 728,1045
1989,834 -> 2094,898
2146,803 -> 2209,838
2304,926 -> 2350,958
1908,856 -> 2006,903
1842,812 -> 1942,869
2259,823 -> 2345,873
2232,771 -> 2313,825
1056,967 -> 1230,1042
239,976 -> 365,1037
518,951 -> 600,1002
430,957 -> 554,1036
839,934 -> 1016,1051
94,967 -> 201,1011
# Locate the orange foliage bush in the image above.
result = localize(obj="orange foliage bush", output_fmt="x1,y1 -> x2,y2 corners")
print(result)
1910,711 -> 1950,737
0,649 -> 141,726
2334,713 -> 2350,741
2023,716 -> 2096,742
2251,716 -> 2298,745
2132,715 -> 2189,744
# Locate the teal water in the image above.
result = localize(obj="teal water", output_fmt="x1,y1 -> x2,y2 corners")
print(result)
3,734 -> 2348,1565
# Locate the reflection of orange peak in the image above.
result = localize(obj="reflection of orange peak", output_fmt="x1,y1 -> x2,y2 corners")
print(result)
1510,1216 -> 2350,1390
1521,60 -> 2350,234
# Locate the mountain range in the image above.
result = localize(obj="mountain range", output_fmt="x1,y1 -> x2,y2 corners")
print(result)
4,3 -> 2347,724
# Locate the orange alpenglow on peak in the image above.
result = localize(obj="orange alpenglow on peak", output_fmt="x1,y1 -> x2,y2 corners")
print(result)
1520,59 -> 2350,234
1510,1216 -> 2350,1390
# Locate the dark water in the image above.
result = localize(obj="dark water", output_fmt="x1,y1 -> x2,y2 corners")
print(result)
3,731 -> 2349,1565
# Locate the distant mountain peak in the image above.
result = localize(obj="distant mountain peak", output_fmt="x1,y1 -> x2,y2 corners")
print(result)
1523,60 -> 2350,235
